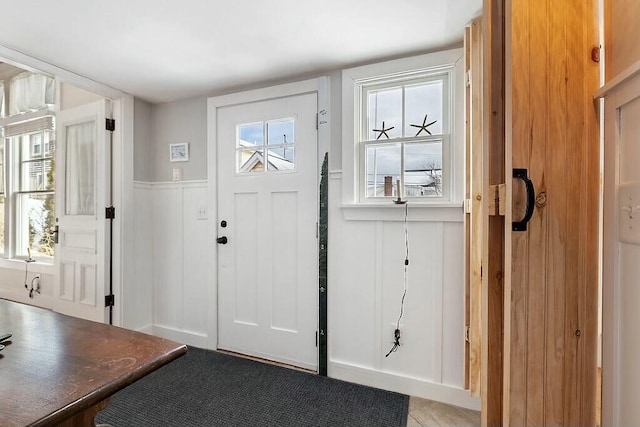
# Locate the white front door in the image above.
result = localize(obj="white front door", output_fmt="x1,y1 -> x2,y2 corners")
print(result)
52,99 -> 110,323
217,92 -> 318,371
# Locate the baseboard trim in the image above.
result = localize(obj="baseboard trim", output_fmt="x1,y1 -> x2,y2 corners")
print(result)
329,361 -> 480,411
152,324 -> 208,348
0,288 -> 54,310
135,324 -> 154,335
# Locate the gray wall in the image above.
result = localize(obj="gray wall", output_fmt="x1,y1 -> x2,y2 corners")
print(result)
151,96 -> 208,182
134,98 -> 153,182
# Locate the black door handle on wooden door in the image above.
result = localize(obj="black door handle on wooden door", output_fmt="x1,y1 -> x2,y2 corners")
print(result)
512,168 -> 535,231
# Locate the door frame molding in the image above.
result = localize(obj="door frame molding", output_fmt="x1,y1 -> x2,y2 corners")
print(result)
206,78 -> 330,356
598,61 -> 640,427
0,43 -> 134,327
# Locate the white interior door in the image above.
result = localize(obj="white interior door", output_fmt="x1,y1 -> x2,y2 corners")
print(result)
52,99 -> 110,323
217,92 -> 318,371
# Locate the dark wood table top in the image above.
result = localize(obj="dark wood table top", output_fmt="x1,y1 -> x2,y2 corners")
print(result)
0,299 -> 187,426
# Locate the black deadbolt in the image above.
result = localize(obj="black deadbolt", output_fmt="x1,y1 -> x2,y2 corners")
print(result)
221,220 -> 227,228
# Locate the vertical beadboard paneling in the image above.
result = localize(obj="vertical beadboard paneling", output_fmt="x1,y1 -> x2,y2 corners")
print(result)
152,186 -> 184,329
619,242 -> 640,424
130,184 -> 154,330
328,200 -> 377,366
442,221 -> 465,386
381,221 -> 445,382
181,186 -> 209,335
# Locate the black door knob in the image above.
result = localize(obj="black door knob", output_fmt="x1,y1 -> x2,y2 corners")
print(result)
216,236 -> 228,244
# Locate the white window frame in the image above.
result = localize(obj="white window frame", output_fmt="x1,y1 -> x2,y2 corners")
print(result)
358,70 -> 452,203
7,128 -> 56,262
341,49 -> 464,219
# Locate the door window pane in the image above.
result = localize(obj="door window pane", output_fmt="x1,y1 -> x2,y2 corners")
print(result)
267,119 -> 294,145
238,123 -> 263,146
238,148 -> 264,172
65,121 -> 95,215
267,147 -> 295,171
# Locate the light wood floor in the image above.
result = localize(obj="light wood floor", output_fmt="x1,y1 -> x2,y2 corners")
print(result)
407,397 -> 480,427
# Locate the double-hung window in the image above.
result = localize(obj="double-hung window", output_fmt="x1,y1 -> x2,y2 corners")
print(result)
0,70 -> 56,260
359,69 -> 452,202
343,49 -> 462,209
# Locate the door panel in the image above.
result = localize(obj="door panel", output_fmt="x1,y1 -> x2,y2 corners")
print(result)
217,92 -> 318,371
53,100 -> 110,323
503,0 -> 599,425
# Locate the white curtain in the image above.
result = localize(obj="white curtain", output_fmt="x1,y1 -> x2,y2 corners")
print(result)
65,121 -> 95,216
9,72 -> 55,116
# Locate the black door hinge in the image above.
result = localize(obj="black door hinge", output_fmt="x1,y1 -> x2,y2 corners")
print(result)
105,294 -> 115,307
105,206 -> 115,219
105,118 -> 116,132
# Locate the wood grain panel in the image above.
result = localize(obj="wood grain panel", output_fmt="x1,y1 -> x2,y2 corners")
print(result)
505,0 -> 529,424
505,0 -> 599,424
464,24 -> 472,392
482,0 -> 505,425
563,1 -> 585,422
544,0 -> 568,423
469,17 -> 483,398
524,1 -> 550,423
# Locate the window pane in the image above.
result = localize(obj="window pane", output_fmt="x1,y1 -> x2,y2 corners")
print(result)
366,144 -> 401,198
368,88 -> 402,140
267,119 -> 294,145
0,196 -> 4,254
238,148 -> 264,173
65,121 -> 95,215
0,144 -> 4,195
404,142 -> 443,197
17,193 -> 55,257
238,123 -> 263,146
267,146 -> 295,171
405,81 -> 443,136
21,160 -> 52,192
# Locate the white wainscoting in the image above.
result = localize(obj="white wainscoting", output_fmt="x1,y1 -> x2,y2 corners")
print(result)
134,180 -> 211,347
327,177 -> 479,410
135,177 -> 477,410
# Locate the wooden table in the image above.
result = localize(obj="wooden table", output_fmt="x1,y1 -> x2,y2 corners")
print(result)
0,299 -> 187,426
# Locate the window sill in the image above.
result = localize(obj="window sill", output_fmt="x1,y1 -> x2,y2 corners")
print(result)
0,258 -> 54,275
341,202 -> 463,222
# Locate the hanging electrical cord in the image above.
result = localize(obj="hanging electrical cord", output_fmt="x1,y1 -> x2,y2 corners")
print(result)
24,253 -> 40,299
386,202 -> 409,357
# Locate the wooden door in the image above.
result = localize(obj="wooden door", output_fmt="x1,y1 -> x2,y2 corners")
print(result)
53,100 -> 111,323
216,92 -> 319,371
500,0 -> 600,425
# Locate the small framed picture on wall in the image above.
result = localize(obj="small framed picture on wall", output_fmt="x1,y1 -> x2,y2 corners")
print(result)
170,143 -> 189,162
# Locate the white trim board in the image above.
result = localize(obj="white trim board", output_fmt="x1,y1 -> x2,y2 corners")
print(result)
134,180 -> 208,189
0,43 -> 127,100
329,361 -> 480,411
152,324 -> 208,349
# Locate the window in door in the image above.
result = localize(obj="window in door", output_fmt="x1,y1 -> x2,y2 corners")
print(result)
237,118 -> 295,173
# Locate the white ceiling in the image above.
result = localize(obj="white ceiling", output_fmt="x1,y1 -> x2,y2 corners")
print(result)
0,0 -> 481,104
